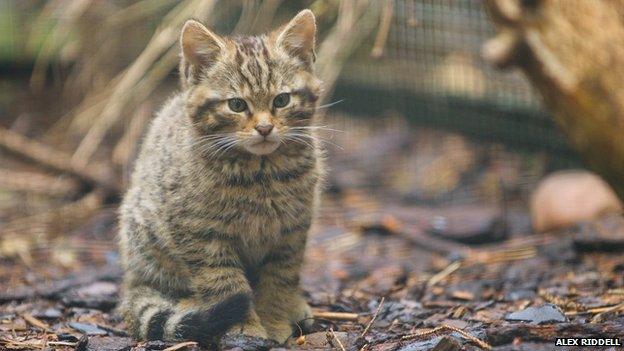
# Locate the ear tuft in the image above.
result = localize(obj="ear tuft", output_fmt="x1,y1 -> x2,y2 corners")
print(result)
179,20 -> 224,86
276,9 -> 316,65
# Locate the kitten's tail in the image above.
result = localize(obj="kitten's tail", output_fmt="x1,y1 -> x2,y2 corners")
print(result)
120,286 -> 250,343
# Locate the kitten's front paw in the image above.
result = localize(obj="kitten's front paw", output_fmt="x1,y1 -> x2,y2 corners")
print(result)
292,300 -> 313,332
266,300 -> 313,343
226,321 -> 269,339
266,323 -> 295,344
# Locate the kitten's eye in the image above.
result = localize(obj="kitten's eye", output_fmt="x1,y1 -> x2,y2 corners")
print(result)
273,93 -> 290,108
228,98 -> 248,113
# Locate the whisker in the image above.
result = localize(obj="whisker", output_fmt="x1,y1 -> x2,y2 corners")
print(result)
284,132 -> 344,150
188,133 -> 236,148
193,135 -> 239,157
316,99 -> 344,110
282,135 -> 316,150
208,139 -> 239,157
288,126 -> 344,133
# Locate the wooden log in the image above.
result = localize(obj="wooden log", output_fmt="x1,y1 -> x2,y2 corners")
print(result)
484,0 -> 624,200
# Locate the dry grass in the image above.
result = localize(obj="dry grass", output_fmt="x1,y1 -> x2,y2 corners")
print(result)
0,0 -> 384,259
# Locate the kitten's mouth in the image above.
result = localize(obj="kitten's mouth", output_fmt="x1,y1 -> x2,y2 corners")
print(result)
244,139 -> 280,155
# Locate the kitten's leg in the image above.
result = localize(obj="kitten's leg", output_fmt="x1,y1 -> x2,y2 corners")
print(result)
182,239 -> 268,339
255,230 -> 312,343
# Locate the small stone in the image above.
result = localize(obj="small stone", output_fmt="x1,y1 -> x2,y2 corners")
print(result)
69,322 -> 108,336
32,308 -> 63,320
398,336 -> 446,351
86,336 -> 133,351
62,281 -> 119,311
427,205 -> 507,244
57,333 -> 81,342
505,304 -> 567,324
136,340 -> 171,350
432,336 -> 462,351
220,334 -> 277,351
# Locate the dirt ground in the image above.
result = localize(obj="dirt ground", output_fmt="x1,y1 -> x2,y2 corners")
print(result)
1,117 -> 623,350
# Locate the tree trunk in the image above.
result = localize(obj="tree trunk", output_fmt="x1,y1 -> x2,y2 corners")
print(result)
483,0 -> 624,200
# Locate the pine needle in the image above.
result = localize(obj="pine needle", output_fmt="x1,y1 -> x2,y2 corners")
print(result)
401,324 -> 492,350
361,296 -> 385,338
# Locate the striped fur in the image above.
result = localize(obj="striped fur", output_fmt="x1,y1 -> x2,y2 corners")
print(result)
118,10 -> 323,345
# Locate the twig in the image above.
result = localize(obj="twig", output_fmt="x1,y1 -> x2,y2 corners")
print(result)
22,314 -> 51,332
0,337 -> 46,350
398,225 -> 470,256
294,320 -> 305,345
47,341 -> 79,347
464,247 -> 537,266
112,101 -> 152,167
1,191 -> 103,239
313,311 -> 359,322
0,169 -> 79,196
361,296 -> 385,338
539,290 -> 585,312
402,324 -> 492,350
427,261 -> 461,288
329,328 -> 347,351
316,0 -> 381,105
566,302 -> 624,316
163,341 -> 198,351
0,127 -> 120,194
591,302 -> 624,323
370,0 -> 393,58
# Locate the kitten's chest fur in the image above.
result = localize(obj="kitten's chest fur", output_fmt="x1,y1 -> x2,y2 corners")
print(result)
171,145 -> 319,264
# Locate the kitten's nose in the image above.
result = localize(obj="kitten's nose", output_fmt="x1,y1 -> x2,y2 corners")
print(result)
255,124 -> 274,136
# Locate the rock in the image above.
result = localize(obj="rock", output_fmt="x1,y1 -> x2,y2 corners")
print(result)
133,340 -> 171,350
530,170 -> 622,232
220,334 -> 277,351
32,308 -> 62,320
369,299 -> 424,324
69,322 -> 108,336
57,333 -> 81,342
76,282 -> 118,297
86,336 -> 133,351
289,331 -> 351,349
427,205 -> 507,244
76,334 -> 89,351
439,319 -> 469,330
398,336 -> 448,351
573,215 -> 624,252
505,304 -> 567,324
62,281 -> 118,311
432,336 -> 462,351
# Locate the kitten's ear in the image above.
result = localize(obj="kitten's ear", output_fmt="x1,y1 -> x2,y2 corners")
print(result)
179,20 -> 224,86
274,9 -> 316,66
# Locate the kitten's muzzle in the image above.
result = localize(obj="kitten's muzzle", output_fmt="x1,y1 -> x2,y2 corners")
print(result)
255,124 -> 274,136
244,127 -> 280,155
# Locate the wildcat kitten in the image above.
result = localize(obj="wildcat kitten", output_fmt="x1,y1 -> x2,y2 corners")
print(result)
118,10 -> 323,345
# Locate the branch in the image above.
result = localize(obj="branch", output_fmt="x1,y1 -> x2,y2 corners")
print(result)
0,127 -> 120,194
0,169 -> 80,196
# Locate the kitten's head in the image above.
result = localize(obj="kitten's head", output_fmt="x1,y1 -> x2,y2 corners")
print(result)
180,10 -> 322,156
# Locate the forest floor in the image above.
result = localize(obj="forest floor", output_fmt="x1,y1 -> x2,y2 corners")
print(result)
1,118 -> 623,350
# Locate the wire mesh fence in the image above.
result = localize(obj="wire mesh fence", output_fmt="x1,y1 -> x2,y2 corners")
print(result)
0,0 -> 583,213
333,0 -> 577,161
